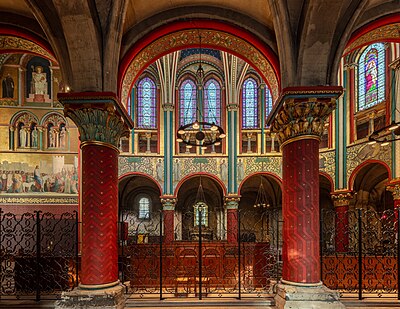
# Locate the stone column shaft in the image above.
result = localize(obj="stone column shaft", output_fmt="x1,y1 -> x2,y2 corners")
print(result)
225,195 -> 240,244
331,190 -> 353,253
161,196 -> 176,243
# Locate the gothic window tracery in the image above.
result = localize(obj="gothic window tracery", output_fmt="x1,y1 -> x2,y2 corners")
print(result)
137,77 -> 157,129
179,79 -> 197,126
204,78 -> 221,125
242,77 -> 259,129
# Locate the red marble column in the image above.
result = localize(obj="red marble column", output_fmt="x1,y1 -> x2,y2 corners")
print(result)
268,87 -> 343,288
225,196 -> 240,244
281,137 -> 320,283
59,92 -> 133,290
331,190 -> 353,253
161,196 -> 176,243
81,143 -> 119,285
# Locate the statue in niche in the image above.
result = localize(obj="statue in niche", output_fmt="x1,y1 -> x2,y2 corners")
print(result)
31,66 -> 47,95
19,127 -> 26,148
31,127 -> 38,148
59,127 -> 66,148
49,128 -> 55,148
2,74 -> 14,98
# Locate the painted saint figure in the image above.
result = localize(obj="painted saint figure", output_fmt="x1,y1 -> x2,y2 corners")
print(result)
59,127 -> 66,148
31,66 -> 47,95
31,127 -> 38,148
2,74 -> 14,98
34,165 -> 43,191
19,127 -> 26,148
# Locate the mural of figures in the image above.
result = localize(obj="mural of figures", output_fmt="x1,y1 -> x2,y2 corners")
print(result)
2,74 -> 14,98
0,157 -> 78,195
31,65 -> 47,95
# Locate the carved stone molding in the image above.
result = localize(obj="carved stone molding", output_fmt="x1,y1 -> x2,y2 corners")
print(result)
331,190 -> 354,207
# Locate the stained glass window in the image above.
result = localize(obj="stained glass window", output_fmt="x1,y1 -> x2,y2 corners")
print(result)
194,202 -> 208,226
137,77 -> 157,128
138,196 -> 150,219
204,79 -> 221,125
179,79 -> 197,126
265,86 -> 273,124
358,43 -> 386,111
242,78 -> 259,129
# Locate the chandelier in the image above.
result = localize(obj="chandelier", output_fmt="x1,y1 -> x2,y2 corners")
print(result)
176,32 -> 226,149
253,176 -> 270,208
368,120 -> 400,146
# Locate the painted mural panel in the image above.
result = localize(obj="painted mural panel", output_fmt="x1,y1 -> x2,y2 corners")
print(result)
0,154 -> 78,197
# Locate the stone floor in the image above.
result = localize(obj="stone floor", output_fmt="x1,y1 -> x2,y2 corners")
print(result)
1,297 -> 400,308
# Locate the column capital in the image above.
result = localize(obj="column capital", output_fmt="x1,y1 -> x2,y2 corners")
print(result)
226,103 -> 239,111
58,92 -> 133,148
267,86 -> 343,146
331,189 -> 353,207
161,195 -> 177,210
387,178 -> 400,200
225,194 -> 240,209
162,103 -> 174,111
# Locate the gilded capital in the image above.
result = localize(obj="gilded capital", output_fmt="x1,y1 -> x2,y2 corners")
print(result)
268,87 -> 343,145
387,178 -> 400,200
225,195 -> 240,209
58,92 -> 133,148
162,103 -> 174,111
161,196 -> 177,210
227,103 -> 239,112
331,190 -> 353,207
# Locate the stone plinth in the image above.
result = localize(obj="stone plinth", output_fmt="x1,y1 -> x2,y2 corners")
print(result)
275,283 -> 345,309
55,284 -> 125,309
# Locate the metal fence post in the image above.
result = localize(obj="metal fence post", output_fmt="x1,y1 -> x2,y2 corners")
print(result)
238,209 -> 241,300
35,211 -> 42,302
74,210 -> 79,288
320,209 -> 324,282
358,208 -> 362,300
159,210 -> 163,300
397,208 -> 400,301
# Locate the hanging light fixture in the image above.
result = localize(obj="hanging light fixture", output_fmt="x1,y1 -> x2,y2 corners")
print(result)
253,176 -> 270,208
368,119 -> 400,146
176,30 -> 226,149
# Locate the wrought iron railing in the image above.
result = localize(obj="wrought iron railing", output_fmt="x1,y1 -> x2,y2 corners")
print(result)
0,209 -> 79,301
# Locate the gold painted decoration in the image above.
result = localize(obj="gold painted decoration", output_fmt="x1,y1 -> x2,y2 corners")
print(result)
344,23 -> 400,55
64,105 -> 129,148
0,196 -> 77,204
0,99 -> 18,106
386,179 -> 400,200
331,190 -> 354,207
0,36 -> 55,61
122,29 -> 279,108
271,98 -> 336,145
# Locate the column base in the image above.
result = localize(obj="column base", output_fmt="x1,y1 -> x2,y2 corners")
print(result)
55,283 -> 125,309
275,282 -> 345,309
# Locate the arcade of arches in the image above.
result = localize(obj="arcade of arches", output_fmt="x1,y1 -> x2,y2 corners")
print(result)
0,1 -> 400,309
